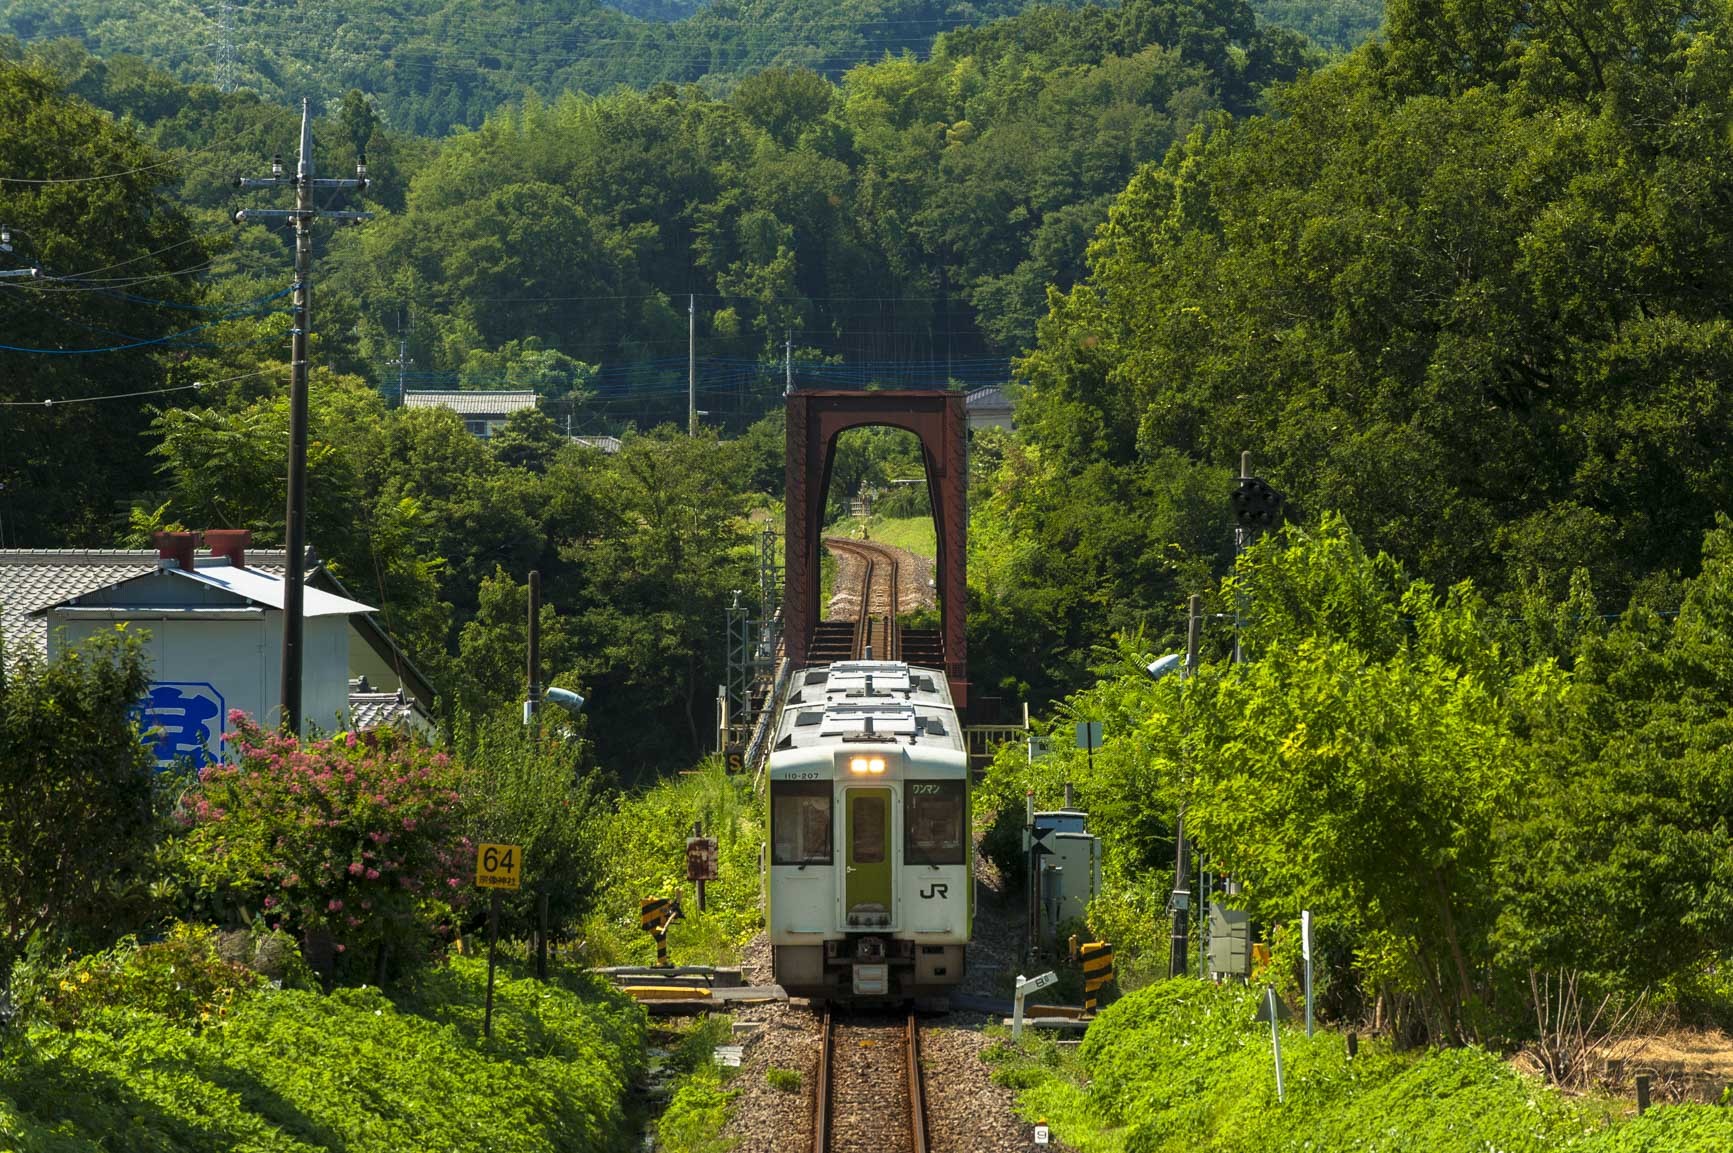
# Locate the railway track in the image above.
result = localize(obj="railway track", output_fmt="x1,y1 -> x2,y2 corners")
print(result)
823,537 -> 903,661
812,1008 -> 929,1153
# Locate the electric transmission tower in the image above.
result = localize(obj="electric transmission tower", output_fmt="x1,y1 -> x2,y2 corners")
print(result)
232,99 -> 372,734
213,0 -> 238,93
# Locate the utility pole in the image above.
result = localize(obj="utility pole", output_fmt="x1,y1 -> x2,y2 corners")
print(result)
784,329 -> 793,395
235,99 -> 370,734
526,569 -> 542,733
688,293 -> 697,436
389,335 -> 412,406
1170,593 -> 1202,978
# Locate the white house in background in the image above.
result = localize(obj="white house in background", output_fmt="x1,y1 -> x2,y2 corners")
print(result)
0,531 -> 436,768
964,384 -> 1014,432
401,389 -> 538,438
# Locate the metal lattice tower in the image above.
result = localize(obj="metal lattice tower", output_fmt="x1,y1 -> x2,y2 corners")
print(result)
758,527 -> 782,655
726,590 -> 752,745
213,0 -> 238,93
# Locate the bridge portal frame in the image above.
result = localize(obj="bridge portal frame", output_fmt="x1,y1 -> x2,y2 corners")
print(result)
784,390 -> 968,708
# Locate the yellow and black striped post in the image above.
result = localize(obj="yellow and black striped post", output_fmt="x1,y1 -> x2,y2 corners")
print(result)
1080,941 -> 1114,1016
640,896 -> 682,968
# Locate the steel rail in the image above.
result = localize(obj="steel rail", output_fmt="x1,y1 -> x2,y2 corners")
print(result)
905,1011 -> 929,1153
812,1009 -> 929,1153
813,1006 -> 833,1153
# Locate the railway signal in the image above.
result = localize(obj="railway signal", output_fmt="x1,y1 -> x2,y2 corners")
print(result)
1230,473 -> 1285,532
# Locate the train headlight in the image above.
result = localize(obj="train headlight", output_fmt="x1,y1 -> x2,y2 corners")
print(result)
868,757 -> 886,774
848,755 -> 888,774
850,756 -> 869,774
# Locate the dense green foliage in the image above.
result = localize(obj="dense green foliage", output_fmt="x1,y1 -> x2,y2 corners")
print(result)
0,631 -> 159,980
987,519 -> 1733,1045
987,0 -> 1733,698
0,0 -> 1359,137
0,951 -> 646,1152
996,980 -> 1733,1152
580,759 -> 764,966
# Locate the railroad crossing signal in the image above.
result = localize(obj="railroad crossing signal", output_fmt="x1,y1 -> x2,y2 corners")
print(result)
474,843 -> 522,890
1078,940 -> 1114,1016
640,896 -> 682,968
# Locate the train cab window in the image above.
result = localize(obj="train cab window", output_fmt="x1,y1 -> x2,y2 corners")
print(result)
771,781 -> 832,865
905,781 -> 966,865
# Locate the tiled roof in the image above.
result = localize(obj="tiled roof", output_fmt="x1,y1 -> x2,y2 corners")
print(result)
965,385 -> 1012,411
570,435 -> 623,454
0,550 -> 288,661
402,390 -> 538,416
349,690 -> 433,734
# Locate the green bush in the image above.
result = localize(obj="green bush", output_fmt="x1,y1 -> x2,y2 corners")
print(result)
37,923 -> 261,1030
1578,1105 -> 1733,1152
178,717 -> 470,980
766,1065 -> 801,1092
0,957 -> 646,1153
1001,980 -> 1727,1153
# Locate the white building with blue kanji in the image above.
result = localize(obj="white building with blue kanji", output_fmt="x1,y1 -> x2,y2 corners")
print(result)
0,531 -> 434,768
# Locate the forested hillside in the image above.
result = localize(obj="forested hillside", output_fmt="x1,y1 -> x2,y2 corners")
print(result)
8,0 -> 1728,740
0,0 -> 1379,136
968,0 -> 1733,700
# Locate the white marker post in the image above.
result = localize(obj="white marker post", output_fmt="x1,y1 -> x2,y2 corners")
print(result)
1302,909 -> 1314,1038
1267,983 -> 1286,1103
1013,971 -> 1059,1042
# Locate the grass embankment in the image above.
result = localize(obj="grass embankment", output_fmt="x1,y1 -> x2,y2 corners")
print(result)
579,758 -> 765,968
0,948 -> 645,1153
990,981 -> 1733,1153
831,514 -> 937,559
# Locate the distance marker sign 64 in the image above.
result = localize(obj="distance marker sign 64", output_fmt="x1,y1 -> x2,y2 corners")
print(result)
475,843 -> 523,890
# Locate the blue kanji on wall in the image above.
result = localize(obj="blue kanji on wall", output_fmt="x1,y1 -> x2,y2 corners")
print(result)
135,681 -> 225,769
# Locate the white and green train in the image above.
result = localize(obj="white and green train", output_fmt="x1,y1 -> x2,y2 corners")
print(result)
765,659 -> 972,1003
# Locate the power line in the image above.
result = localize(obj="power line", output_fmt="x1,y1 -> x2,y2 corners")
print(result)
0,366 -> 277,408
0,290 -> 289,354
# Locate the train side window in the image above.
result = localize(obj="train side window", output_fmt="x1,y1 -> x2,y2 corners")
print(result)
771,781 -> 832,865
905,781 -> 966,865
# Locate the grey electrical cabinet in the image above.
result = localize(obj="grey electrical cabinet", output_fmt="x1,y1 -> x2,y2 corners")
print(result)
1209,902 -> 1252,980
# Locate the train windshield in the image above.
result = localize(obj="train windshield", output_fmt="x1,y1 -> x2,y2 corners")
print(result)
905,780 -> 967,865
771,780 -> 833,865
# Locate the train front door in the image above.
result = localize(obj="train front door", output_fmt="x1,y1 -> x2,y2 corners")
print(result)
843,787 -> 893,927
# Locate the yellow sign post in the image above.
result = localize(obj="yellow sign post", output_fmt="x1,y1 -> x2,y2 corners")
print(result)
476,843 -> 524,1037
475,843 -> 522,890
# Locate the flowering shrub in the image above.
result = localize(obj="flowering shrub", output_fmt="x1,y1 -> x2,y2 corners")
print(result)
179,712 -> 470,971
39,922 -> 261,1030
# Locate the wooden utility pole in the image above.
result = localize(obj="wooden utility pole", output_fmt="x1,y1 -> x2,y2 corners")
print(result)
688,293 -> 697,436
235,99 -> 370,733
